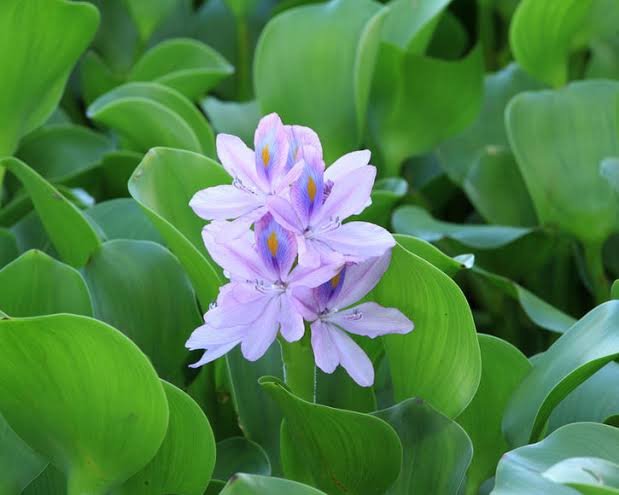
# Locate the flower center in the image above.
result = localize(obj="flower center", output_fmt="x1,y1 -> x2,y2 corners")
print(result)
261,145 -> 270,168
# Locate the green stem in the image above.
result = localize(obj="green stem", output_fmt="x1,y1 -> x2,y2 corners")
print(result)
235,15 -> 252,101
583,241 -> 610,305
67,470 -> 107,495
278,332 -> 316,402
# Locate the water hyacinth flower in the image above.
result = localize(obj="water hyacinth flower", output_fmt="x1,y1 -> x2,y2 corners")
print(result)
293,253 -> 413,387
267,144 -> 395,267
189,113 -> 319,239
186,214 -> 340,366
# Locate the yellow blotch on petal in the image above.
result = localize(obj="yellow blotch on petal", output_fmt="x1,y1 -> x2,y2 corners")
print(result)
267,231 -> 279,257
261,145 -> 270,168
307,176 -> 317,202
330,272 -> 341,288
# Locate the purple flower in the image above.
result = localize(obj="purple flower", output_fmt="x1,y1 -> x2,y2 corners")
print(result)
293,253 -> 414,387
186,214 -> 340,366
267,147 -> 395,267
189,113 -> 319,239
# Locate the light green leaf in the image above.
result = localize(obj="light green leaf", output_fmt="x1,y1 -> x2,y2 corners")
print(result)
220,474 -> 327,495
88,82 -> 215,156
255,0 -> 386,162
601,157 -> 619,194
130,38 -> 233,101
114,381 -> 216,495
543,457 -> 619,494
510,0 -> 593,87
1,157 -> 101,268
394,234 -> 473,278
506,80 -> 619,244
16,124 -> 113,183
457,335 -> 531,495
0,250 -> 92,317
0,314 -> 169,494
375,398 -> 472,495
368,44 -> 483,176
503,301 -> 619,447
128,147 -> 227,307
201,98 -> 261,146
370,242 -> 481,418
493,423 -> 619,494
83,239 -> 201,386
393,205 -> 532,249
0,0 -> 99,155
213,437 -> 271,482
260,376 -> 402,495
124,0 -> 178,43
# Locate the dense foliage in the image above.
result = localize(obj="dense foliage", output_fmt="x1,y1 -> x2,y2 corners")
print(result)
1,0 -> 618,494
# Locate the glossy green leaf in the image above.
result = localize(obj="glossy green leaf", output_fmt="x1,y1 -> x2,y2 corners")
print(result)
0,417 -> 47,495
1,158 -> 101,268
0,228 -> 18,268
394,234 -> 474,278
457,335 -> 531,495
601,157 -> 619,194
202,98 -> 261,146
114,381 -> 216,495
0,0 -> 99,155
220,474 -> 327,495
0,250 -> 92,317
16,124 -> 113,183
83,239 -> 201,386
0,314 -> 169,494
506,81 -> 619,244
370,242 -> 481,418
80,50 -> 125,107
87,82 -> 215,156
543,457 -> 619,493
128,147 -> 227,307
393,205 -> 532,249
316,366 -> 377,413
375,398 -> 472,495
510,0 -> 592,87
260,376 -> 402,495
613,280 -> 619,300
494,423 -> 619,495
368,44 -> 483,176
213,437 -> 271,482
549,362 -> 619,434
503,301 -> 619,446
130,38 -> 234,101
255,0 -> 386,162
86,198 -> 164,244
124,0 -> 178,42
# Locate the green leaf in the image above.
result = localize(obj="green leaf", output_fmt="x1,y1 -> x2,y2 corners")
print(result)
506,80 -> 619,244
128,147 -> 227,307
394,234 -> 474,278
549,362 -> 619,434
23,466 -> 65,495
393,205 -> 532,250
543,457 -> 619,494
86,198 -> 164,244
456,335 -> 531,495
220,474 -> 327,495
601,157 -> 619,194
0,0 -> 99,155
509,0 -> 593,87
0,250 -> 92,317
87,82 -> 215,156
213,437 -> 271,482
494,423 -> 619,494
0,228 -> 18,268
613,280 -> 619,300
351,177 -> 407,228
0,417 -> 47,495
503,301 -> 619,446
16,124 -> 113,183
83,239 -> 201,386
370,242 -> 481,418
129,38 -> 234,101
114,381 -> 216,495
374,398 -> 472,495
202,98 -> 261,146
100,150 -> 143,198
1,158 -> 101,268
368,44 -> 483,176
260,376 -> 402,495
316,366 -> 377,413
254,0 -> 386,162
124,0 -> 178,43
0,314 -> 169,494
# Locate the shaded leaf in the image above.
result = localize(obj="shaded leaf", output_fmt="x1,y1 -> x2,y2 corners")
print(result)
213,437 -> 271,482
220,474 -> 327,495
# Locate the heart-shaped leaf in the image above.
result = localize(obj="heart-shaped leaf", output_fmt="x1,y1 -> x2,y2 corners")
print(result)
260,376 -> 402,495
0,250 -> 92,317
0,314 -> 169,494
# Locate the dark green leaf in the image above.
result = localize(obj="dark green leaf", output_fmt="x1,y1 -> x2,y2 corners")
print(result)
213,437 -> 271,482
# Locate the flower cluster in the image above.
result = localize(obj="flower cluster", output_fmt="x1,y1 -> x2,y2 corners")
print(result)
186,113 -> 413,386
